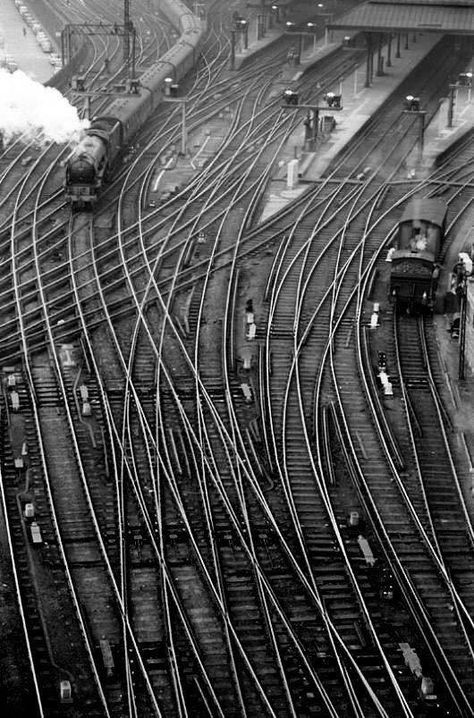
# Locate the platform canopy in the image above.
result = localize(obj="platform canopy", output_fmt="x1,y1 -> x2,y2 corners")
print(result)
327,0 -> 474,35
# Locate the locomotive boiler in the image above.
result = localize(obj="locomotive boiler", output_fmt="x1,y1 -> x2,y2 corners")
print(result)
390,197 -> 448,313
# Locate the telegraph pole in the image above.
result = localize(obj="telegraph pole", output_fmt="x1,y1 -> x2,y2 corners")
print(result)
62,20 -> 137,80
63,0 -> 135,76
123,0 -> 133,67
448,83 -> 457,128
455,265 -> 468,380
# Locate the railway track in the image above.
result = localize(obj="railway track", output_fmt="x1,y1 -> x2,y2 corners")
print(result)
2,1 -> 474,714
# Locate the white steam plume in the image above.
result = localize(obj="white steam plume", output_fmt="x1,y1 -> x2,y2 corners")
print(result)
0,68 -> 89,146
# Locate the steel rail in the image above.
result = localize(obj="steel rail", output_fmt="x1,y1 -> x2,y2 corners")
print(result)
9,144 -> 112,718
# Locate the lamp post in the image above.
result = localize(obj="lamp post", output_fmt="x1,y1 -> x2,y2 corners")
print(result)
306,21 -> 318,53
230,29 -> 236,69
457,71 -> 472,103
285,21 -> 303,62
457,271 -> 467,380
281,88 -> 342,149
448,83 -> 457,128
237,18 -> 249,50
447,73 -> 474,126
466,71 -> 472,102
314,3 -> 333,44
230,16 -> 249,67
451,254 -> 473,379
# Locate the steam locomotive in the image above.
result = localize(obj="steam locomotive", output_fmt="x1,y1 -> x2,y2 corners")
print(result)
389,197 -> 448,313
64,0 -> 203,208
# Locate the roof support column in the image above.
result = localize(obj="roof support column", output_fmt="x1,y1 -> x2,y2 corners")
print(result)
61,24 -> 72,66
365,32 -> 373,87
370,38 -> 375,83
376,34 -> 384,76
395,32 -> 401,58
386,34 -> 392,67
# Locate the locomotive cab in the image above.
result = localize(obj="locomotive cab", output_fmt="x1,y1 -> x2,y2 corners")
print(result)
390,198 -> 447,313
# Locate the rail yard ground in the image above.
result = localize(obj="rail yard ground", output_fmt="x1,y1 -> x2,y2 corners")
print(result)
2,0 -> 474,715
205,7 -> 474,524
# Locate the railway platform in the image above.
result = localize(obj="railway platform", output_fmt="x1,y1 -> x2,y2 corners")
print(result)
190,11 -> 473,222
257,31 -> 474,219
0,0 -> 55,82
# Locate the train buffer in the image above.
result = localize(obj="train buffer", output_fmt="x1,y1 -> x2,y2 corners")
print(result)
10,390 -> 20,411
399,642 -> 422,677
100,638 -> 115,676
370,311 -> 379,328
30,521 -> 43,544
60,679 -> 72,703
246,323 -> 257,340
240,383 -> 253,404
357,535 -> 376,566
240,348 -> 252,370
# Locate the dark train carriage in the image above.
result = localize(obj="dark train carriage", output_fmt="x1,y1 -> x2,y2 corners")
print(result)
64,0 -> 204,208
390,198 -> 448,313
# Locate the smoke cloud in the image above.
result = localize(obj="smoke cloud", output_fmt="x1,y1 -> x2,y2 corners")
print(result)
0,68 -> 89,145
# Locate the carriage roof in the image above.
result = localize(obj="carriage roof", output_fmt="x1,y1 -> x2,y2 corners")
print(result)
399,198 -> 448,228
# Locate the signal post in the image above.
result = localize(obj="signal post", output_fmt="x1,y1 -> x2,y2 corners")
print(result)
402,95 -> 426,161
281,89 -> 342,151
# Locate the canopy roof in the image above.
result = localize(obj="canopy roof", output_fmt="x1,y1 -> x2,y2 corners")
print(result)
327,0 -> 474,34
